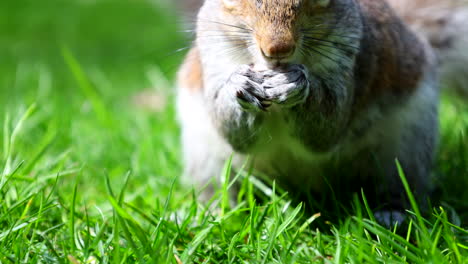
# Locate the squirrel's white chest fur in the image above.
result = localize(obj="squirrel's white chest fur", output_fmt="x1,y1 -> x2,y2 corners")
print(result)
248,106 -> 332,191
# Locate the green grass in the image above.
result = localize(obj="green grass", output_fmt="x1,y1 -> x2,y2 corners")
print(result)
1,0 -> 467,263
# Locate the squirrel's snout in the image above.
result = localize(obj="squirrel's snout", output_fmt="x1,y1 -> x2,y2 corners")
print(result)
261,41 -> 296,60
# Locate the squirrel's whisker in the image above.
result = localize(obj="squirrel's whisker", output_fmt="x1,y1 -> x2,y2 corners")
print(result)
196,36 -> 253,41
302,39 -> 356,55
302,36 -> 359,50
181,29 -> 252,35
302,30 -> 362,40
312,46 -> 352,68
301,44 -> 343,66
197,33 -> 252,37
197,19 -> 253,32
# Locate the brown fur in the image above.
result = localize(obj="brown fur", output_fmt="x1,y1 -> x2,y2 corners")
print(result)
225,0 -> 302,59
353,0 -> 429,110
177,47 -> 203,92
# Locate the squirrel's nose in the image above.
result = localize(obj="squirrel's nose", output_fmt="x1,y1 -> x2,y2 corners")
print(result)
261,41 -> 296,60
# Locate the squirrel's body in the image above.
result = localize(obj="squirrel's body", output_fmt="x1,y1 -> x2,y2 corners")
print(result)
176,0 -> 464,220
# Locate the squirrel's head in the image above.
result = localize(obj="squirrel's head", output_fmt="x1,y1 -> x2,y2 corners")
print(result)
197,0 -> 359,69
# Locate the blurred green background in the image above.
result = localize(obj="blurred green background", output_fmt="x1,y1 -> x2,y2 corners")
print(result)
0,0 -> 191,205
1,0 -> 186,102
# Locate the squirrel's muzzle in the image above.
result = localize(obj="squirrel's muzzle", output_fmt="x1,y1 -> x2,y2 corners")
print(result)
261,39 -> 296,60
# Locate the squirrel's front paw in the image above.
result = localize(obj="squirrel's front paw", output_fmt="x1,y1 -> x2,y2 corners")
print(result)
263,64 -> 310,108
227,65 -> 271,112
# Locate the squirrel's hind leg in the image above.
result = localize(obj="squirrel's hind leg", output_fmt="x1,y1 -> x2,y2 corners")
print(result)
177,87 -> 234,201
370,75 -> 439,226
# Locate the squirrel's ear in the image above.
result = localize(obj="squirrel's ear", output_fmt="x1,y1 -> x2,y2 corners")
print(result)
223,0 -> 240,9
316,0 -> 330,7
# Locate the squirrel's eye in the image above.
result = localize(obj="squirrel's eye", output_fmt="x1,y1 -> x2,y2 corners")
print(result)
223,0 -> 240,9
316,0 -> 330,7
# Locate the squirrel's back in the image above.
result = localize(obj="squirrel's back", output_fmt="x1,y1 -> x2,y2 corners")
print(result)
387,0 -> 468,94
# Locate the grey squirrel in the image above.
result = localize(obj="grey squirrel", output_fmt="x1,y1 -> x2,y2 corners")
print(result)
176,0 -> 468,224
